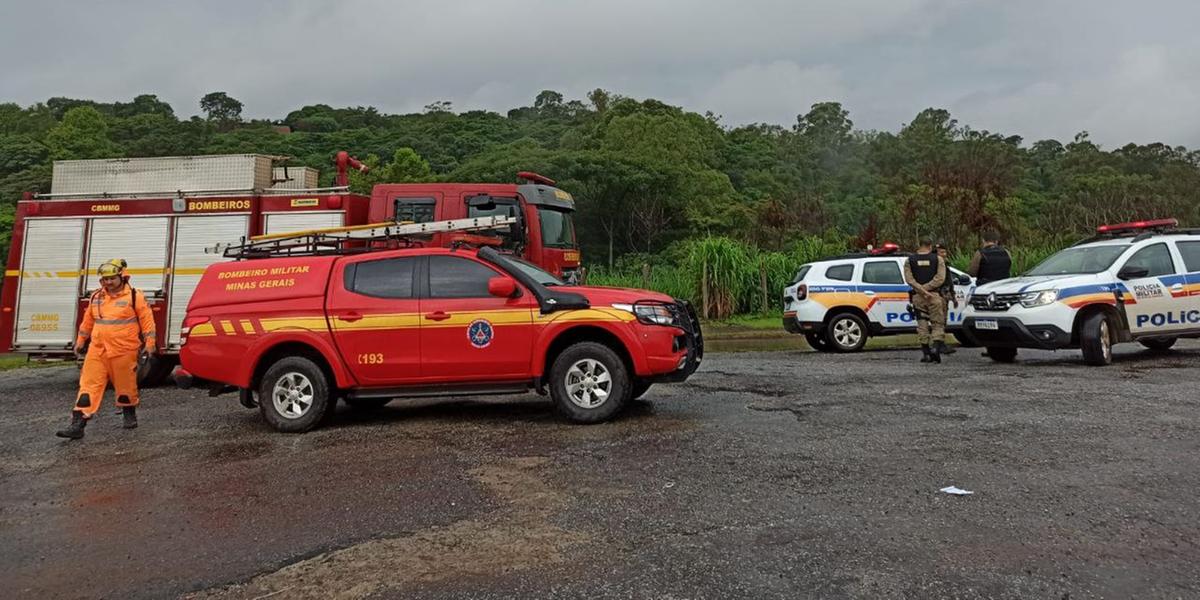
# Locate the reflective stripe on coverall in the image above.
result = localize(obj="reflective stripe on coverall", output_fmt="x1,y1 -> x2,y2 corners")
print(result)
73,286 -> 156,417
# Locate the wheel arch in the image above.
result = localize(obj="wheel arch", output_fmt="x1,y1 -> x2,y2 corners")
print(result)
539,324 -> 638,381
1071,303 -> 1125,346
243,335 -> 353,393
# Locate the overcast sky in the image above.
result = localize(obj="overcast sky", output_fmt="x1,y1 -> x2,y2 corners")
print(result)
2,0 -> 1198,147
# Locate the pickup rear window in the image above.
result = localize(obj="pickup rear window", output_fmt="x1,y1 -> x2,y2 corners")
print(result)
346,257 -> 417,299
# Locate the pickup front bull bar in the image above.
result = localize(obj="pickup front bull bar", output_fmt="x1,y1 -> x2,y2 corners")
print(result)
649,299 -> 704,383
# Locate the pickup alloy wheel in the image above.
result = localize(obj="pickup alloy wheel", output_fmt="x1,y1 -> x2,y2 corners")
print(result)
259,356 -> 332,433
550,342 -> 629,424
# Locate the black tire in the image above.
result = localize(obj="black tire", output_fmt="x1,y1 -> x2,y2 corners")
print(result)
986,347 -> 1018,363
630,380 -> 652,401
343,397 -> 391,411
258,356 -> 332,433
137,354 -> 178,388
804,332 -> 833,352
953,331 -> 980,348
1139,337 -> 1177,352
825,312 -> 868,353
549,342 -> 630,424
1080,312 -> 1114,366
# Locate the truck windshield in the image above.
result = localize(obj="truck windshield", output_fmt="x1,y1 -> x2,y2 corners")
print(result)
497,255 -> 564,286
538,207 -> 576,248
1026,245 -> 1130,276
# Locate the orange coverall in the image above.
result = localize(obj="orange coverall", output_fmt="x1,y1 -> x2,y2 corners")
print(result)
73,285 -> 156,418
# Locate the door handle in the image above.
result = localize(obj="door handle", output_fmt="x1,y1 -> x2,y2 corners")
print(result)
1171,283 -> 1185,291
863,290 -> 876,296
339,312 -> 363,323
425,311 -> 451,321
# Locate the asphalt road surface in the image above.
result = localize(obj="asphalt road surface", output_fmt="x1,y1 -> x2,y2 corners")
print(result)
2,341 -> 1199,599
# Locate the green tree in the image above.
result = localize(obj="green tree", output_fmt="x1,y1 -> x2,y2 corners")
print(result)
44,106 -> 121,160
200,92 -> 244,130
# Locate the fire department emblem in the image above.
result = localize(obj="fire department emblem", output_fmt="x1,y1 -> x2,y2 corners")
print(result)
467,319 -> 494,349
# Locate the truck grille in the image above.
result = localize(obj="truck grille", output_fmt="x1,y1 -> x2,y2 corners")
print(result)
969,293 -> 1021,312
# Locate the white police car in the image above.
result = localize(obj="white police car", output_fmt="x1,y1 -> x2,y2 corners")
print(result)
961,219 -> 1200,365
782,244 -> 976,352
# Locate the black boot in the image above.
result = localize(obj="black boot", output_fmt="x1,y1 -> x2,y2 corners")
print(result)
55,412 -> 88,439
921,345 -> 934,363
930,344 -> 942,364
122,406 -> 138,429
936,340 -> 956,355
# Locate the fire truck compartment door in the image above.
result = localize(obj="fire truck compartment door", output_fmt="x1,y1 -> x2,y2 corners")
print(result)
168,215 -> 249,347
263,211 -> 345,235
13,219 -> 86,348
85,217 -> 170,293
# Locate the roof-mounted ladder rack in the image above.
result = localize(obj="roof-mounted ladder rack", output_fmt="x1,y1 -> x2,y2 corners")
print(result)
209,216 -> 517,259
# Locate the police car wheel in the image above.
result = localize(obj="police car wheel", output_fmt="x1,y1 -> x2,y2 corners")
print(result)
550,342 -> 629,424
1139,337 -> 1177,352
259,357 -> 332,433
826,313 -> 867,352
1080,312 -> 1114,366
804,332 -> 833,352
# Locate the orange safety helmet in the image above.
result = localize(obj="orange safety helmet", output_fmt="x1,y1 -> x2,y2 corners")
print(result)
97,259 -> 129,280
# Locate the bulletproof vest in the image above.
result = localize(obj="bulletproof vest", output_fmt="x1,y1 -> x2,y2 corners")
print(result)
908,253 -> 941,285
977,245 -> 1012,283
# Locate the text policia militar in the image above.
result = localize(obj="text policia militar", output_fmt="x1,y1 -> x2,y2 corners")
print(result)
217,265 -> 311,291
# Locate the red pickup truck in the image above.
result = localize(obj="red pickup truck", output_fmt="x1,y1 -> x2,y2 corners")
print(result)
179,245 -> 702,432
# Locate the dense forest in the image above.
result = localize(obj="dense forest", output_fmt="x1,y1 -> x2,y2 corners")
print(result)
2,90 -> 1197,315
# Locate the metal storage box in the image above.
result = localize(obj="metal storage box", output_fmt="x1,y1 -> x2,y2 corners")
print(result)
270,167 -> 319,189
50,154 -> 276,195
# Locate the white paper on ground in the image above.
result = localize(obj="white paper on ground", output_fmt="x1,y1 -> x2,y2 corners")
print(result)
940,486 -> 974,496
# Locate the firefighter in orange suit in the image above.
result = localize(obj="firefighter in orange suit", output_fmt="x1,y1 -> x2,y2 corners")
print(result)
56,259 -> 156,440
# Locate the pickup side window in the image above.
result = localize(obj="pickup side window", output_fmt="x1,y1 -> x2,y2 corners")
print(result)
862,261 -> 903,284
394,197 -> 436,223
345,257 -> 417,299
429,256 -> 502,298
1124,243 -> 1176,277
825,264 -> 854,282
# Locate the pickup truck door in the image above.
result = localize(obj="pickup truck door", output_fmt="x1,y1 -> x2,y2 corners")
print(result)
419,255 -> 535,381
327,256 -> 422,385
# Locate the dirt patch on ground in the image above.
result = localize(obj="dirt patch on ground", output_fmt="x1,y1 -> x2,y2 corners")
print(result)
187,456 -> 588,600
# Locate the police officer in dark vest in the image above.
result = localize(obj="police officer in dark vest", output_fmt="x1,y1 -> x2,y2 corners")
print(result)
903,238 -> 947,363
968,230 -> 1012,285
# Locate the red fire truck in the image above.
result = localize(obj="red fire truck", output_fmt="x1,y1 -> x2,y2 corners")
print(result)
0,152 -> 582,382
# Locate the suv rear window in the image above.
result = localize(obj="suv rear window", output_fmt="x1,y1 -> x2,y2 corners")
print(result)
791,265 -> 812,284
1178,241 -> 1200,272
825,264 -> 854,282
862,261 -> 903,284
347,257 -> 417,299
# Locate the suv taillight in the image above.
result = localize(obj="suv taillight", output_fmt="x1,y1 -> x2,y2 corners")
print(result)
795,284 -> 808,301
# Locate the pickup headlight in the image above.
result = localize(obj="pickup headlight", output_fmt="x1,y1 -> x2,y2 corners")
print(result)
612,302 -> 678,326
1019,289 -> 1058,308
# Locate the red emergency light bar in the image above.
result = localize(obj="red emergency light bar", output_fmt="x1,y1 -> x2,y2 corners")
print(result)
1096,218 -> 1178,234
869,242 -> 901,255
517,171 -> 556,186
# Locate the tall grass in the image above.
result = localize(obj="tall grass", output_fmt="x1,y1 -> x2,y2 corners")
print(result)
584,234 -> 1071,319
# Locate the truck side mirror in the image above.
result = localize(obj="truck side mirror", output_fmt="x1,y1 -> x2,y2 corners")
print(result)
488,277 -> 518,298
1117,265 -> 1149,280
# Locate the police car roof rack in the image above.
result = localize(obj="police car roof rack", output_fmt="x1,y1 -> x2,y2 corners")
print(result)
210,216 -> 518,259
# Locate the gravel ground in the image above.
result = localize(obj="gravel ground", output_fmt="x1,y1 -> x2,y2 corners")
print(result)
1,341 -> 1198,599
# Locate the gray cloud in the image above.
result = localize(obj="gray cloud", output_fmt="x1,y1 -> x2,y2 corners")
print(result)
2,0 -> 1197,147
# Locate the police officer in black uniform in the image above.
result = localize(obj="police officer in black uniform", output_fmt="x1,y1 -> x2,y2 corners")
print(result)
968,230 -> 1012,285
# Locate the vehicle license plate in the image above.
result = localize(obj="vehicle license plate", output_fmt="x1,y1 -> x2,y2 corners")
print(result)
975,319 -> 999,330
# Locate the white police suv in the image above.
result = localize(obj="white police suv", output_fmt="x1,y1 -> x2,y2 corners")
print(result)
782,244 -> 976,352
961,219 -> 1200,365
